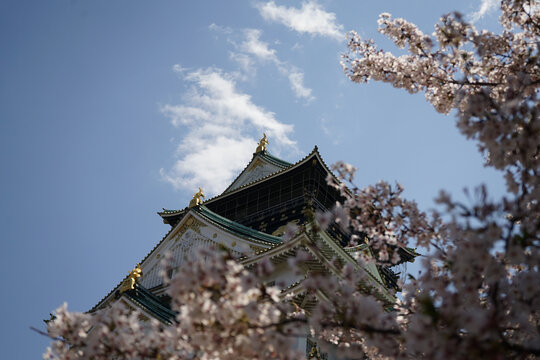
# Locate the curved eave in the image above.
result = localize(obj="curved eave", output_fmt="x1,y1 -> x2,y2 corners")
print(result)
159,209 -> 184,216
158,208 -> 187,226
122,283 -> 177,325
399,246 -> 420,263
194,205 -> 282,245
241,232 -> 303,266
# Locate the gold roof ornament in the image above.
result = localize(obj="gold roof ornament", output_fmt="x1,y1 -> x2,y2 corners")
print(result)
119,263 -> 142,293
308,342 -> 324,359
255,133 -> 268,153
189,187 -> 205,208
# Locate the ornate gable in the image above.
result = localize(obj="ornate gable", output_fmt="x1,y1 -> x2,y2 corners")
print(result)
222,151 -> 292,194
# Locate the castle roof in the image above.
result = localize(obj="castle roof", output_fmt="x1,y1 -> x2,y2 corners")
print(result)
91,144 -> 417,316
158,146 -> 338,226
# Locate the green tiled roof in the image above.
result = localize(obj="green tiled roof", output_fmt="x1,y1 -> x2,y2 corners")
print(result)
158,208 -> 186,218
161,209 -> 181,214
194,205 -> 282,245
124,283 -> 177,324
258,151 -> 293,169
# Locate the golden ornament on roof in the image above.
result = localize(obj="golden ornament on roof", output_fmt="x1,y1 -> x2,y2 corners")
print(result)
119,263 -> 142,293
255,133 -> 268,153
189,187 -> 205,208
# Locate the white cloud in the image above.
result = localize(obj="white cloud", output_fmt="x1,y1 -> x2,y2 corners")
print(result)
172,64 -> 189,74
468,0 -> 499,22
240,29 -> 278,62
208,25 -> 315,100
229,52 -> 256,77
161,67 -> 297,195
208,23 -> 232,34
256,1 -> 344,41
232,29 -> 314,100
288,71 -> 313,100
160,137 -> 255,196
291,42 -> 303,51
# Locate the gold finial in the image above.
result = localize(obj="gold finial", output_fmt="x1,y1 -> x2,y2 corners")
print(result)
189,187 -> 205,208
255,133 -> 268,153
120,263 -> 142,293
308,342 -> 324,359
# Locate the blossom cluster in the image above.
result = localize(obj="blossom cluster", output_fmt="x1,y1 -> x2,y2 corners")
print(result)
330,0 -> 540,357
326,164 -> 441,265
44,249 -> 303,360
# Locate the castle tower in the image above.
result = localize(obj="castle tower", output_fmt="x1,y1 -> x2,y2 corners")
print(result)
90,137 -> 416,358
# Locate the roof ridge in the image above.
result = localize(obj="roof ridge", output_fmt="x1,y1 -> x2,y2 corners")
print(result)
259,151 -> 293,168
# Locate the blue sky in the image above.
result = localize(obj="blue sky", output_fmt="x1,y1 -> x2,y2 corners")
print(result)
0,0 -> 504,357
